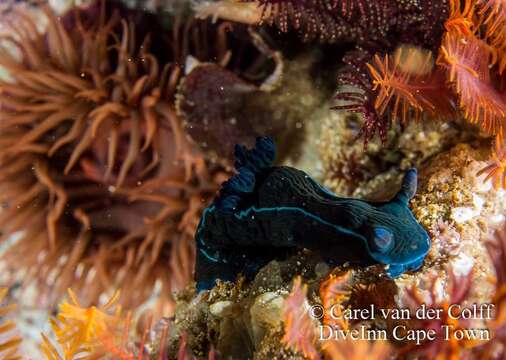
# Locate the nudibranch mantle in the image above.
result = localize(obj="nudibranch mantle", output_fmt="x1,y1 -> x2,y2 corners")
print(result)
195,137 -> 430,290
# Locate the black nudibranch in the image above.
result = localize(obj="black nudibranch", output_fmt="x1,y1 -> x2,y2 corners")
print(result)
194,137 -> 430,290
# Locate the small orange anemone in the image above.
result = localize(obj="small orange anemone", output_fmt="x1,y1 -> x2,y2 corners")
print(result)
476,226 -> 506,359
41,289 -> 123,359
438,1 -> 506,188
319,270 -> 351,330
281,276 -> 320,360
401,268 -> 477,358
445,0 -> 476,35
478,0 -> 506,73
367,46 -> 456,125
0,288 -> 22,360
438,31 -> 506,135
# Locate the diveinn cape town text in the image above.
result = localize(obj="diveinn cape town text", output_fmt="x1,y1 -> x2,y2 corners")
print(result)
316,303 -> 494,344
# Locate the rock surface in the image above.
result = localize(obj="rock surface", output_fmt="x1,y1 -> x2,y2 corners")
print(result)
397,142 -> 503,313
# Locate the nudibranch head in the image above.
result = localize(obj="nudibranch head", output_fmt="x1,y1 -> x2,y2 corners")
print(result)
364,169 -> 430,277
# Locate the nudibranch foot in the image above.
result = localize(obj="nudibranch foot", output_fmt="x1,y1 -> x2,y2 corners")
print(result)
195,137 -> 430,291
387,256 -> 425,278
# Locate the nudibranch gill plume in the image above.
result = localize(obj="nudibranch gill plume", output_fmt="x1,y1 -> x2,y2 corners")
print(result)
194,137 -> 430,290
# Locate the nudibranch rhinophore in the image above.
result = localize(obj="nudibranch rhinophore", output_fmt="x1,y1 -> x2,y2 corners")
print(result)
194,137 -> 430,290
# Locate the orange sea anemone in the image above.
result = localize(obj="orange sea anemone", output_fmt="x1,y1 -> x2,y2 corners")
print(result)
0,1 -> 228,313
281,276 -> 321,360
474,226 -> 506,359
478,0 -> 506,73
0,288 -> 22,360
367,45 -> 456,125
438,0 -> 506,188
319,270 -> 351,331
401,268 -> 477,359
365,0 -> 506,188
41,289 -> 123,359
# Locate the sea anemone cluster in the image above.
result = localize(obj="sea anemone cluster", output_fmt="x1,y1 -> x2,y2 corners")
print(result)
339,0 -> 506,189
